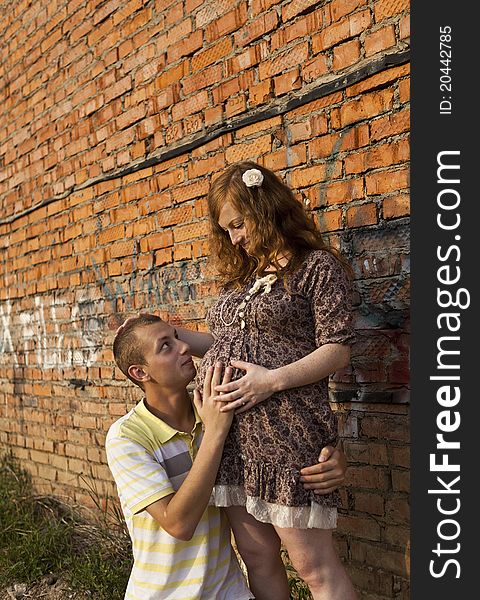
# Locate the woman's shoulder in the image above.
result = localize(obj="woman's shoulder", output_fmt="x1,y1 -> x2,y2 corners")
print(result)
301,248 -> 344,271
292,249 -> 348,290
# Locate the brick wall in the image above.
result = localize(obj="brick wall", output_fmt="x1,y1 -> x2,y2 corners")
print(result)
0,1 -> 410,597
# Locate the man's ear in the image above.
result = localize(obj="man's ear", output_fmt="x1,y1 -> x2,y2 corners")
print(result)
128,365 -> 150,385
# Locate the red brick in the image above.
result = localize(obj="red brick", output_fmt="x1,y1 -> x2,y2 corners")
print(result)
226,43 -> 267,76
333,39 -> 361,70
346,202 -> 377,227
225,95 -> 246,117
155,63 -> 186,91
173,220 -> 209,242
352,542 -> 407,577
191,38 -> 233,72
258,41 -> 309,80
386,498 -> 409,524
365,25 -> 396,56
349,8 -> 372,36
204,105 -> 224,125
315,208 -> 342,232
249,80 -> 274,106
116,104 -> 147,130
313,11 -> 369,52
383,525 -> 409,548
348,561 -> 396,600
105,126 -> 136,153
274,68 -> 301,96
338,514 -> 381,541
213,77 -> 240,104
282,0 -> 320,22
361,414 -> 409,441
375,0 -> 409,21
167,29 -> 203,63
112,0 -> 145,25
354,492 -> 385,515
392,469 -> 410,492
323,178 -> 364,206
290,161 -> 342,188
205,5 -> 248,43
182,64 -> 223,97
262,150 -> 288,171
1,6 -> 412,588
225,134 -> 272,163
400,14 -> 410,39
157,205 -> 193,228
166,18 -> 192,47
370,109 -> 410,141
172,179 -> 210,204
171,90 -> 209,121
290,115 -> 328,143
174,243 -> 192,261
365,167 -> 409,195
302,54 -> 329,83
104,75 -> 132,103
399,77 -> 410,102
271,15 -> 308,52
337,88 -> 395,127
235,9 -> 278,47
289,92 -> 343,118
155,247 -> 173,265
140,231 -> 174,251
237,116 -> 282,139
383,193 -> 410,219
330,0 -> 367,21
249,0 -> 281,15
345,139 -> 409,174
391,446 -> 410,469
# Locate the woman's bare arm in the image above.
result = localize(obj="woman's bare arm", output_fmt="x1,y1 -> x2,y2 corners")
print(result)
176,327 -> 214,358
213,343 -> 350,412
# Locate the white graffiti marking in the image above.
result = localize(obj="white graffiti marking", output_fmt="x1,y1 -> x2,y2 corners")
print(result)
0,295 -> 102,369
0,300 -> 18,366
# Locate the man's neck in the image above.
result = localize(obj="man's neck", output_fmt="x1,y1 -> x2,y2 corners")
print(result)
144,387 -> 195,433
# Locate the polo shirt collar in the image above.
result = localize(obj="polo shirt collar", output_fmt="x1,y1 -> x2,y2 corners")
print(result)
137,398 -> 202,444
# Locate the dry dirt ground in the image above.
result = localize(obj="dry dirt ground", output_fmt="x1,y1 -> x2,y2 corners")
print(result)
0,577 -> 89,600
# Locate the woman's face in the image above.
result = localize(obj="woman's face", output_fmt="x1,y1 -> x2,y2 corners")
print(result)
218,202 -> 250,251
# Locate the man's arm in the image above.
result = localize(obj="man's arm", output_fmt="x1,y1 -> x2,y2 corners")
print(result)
146,364 -> 232,540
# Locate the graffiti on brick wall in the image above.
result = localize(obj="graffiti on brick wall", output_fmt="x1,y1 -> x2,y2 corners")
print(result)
0,256 -> 206,371
90,255 -> 200,310
0,295 -> 103,369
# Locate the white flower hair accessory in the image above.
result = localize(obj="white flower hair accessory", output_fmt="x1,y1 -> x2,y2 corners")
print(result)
242,168 -> 264,188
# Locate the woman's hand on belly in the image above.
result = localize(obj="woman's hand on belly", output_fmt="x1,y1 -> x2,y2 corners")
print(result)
212,360 -> 277,414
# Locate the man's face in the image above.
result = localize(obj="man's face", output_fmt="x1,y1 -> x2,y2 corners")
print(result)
133,321 -> 196,390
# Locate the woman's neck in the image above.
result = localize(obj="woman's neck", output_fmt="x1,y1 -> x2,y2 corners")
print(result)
263,251 -> 291,272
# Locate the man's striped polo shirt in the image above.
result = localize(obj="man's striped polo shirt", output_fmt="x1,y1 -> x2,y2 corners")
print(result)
106,398 -> 251,600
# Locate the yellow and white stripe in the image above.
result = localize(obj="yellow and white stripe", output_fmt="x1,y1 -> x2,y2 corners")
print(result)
106,399 -> 251,600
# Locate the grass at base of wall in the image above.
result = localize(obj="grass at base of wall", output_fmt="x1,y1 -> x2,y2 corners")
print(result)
0,451 -> 312,599
0,452 -> 132,600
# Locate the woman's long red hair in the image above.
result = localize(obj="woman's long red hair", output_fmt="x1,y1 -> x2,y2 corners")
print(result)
207,161 -> 350,288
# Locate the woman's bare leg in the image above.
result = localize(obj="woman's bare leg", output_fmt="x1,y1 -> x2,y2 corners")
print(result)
225,506 -> 290,600
275,526 -> 358,600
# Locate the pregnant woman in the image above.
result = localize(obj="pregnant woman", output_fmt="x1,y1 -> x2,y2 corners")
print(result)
190,162 -> 358,600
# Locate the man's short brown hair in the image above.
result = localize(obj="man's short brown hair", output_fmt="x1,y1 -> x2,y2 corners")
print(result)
113,314 -> 163,389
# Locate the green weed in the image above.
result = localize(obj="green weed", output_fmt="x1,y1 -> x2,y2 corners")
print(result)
282,548 -> 314,600
0,452 -> 131,599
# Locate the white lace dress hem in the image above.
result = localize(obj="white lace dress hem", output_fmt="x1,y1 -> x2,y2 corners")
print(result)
211,485 -> 337,530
